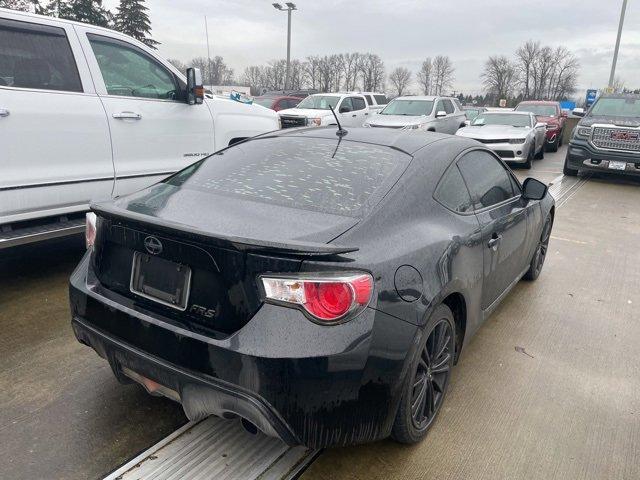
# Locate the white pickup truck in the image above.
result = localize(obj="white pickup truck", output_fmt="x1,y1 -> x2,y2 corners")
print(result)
278,93 -> 371,129
0,8 -> 279,248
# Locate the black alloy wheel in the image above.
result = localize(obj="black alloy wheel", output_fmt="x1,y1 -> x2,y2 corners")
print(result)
524,215 -> 552,280
392,304 -> 455,443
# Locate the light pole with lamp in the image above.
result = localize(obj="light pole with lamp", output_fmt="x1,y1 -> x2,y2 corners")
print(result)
272,2 -> 297,91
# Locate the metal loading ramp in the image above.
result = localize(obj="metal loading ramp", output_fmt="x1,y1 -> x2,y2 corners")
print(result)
104,417 -> 319,480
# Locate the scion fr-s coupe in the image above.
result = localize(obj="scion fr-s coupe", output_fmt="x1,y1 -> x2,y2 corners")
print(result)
70,126 -> 554,448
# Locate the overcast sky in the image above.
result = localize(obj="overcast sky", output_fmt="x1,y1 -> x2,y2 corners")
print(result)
104,0 -> 640,96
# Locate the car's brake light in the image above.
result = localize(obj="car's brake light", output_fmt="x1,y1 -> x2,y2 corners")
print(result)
86,212 -> 97,249
261,273 -> 373,323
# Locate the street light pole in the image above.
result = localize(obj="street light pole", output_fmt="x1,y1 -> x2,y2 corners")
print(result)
204,15 -> 212,86
273,3 -> 297,91
608,0 -> 628,89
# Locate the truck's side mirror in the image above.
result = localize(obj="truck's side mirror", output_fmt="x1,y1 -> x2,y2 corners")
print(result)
435,110 -> 447,118
186,67 -> 204,105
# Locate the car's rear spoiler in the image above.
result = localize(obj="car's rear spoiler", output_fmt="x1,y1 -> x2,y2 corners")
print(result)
91,203 -> 359,256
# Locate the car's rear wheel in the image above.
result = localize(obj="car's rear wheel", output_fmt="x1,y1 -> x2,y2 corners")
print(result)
547,136 -> 559,152
524,214 -> 553,281
535,142 -> 545,159
391,304 -> 455,444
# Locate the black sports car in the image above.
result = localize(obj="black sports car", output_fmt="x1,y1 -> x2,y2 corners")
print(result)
70,126 -> 554,448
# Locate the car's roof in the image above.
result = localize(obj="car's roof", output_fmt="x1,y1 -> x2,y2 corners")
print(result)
483,110 -> 532,116
254,95 -> 299,100
518,100 -> 559,105
600,93 -> 640,100
395,95 -> 438,101
267,126 -> 472,155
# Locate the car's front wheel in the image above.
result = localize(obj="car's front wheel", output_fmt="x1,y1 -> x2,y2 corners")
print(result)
391,304 -> 455,444
524,214 -> 553,281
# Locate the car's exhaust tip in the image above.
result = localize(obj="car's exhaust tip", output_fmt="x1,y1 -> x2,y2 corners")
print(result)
241,418 -> 259,435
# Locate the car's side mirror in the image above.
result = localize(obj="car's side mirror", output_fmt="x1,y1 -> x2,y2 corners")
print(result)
186,67 -> 204,105
522,177 -> 548,201
572,108 -> 585,117
339,106 -> 351,113
435,110 -> 447,118
561,111 -> 568,118
464,119 -> 470,126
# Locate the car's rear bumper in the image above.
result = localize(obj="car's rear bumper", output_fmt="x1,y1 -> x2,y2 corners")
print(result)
69,253 -> 418,448
566,139 -> 640,176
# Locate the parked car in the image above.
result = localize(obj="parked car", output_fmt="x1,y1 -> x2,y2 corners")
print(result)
455,111 -> 547,168
564,94 -> 640,177
70,126 -> 554,449
278,92 -> 370,128
356,91 -> 388,112
514,100 -> 567,152
262,89 -> 316,99
0,8 -> 279,249
252,95 -> 301,111
363,96 -> 467,134
462,106 -> 487,125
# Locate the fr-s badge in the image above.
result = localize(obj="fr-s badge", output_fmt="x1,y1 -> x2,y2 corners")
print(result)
190,304 -> 215,318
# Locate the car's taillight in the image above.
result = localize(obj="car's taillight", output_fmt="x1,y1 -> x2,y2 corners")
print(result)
85,212 -> 97,249
260,273 -> 373,323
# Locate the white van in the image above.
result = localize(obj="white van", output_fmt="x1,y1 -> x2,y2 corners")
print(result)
0,8 -> 279,248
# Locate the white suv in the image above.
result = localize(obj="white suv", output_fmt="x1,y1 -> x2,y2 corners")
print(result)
0,8 -> 279,248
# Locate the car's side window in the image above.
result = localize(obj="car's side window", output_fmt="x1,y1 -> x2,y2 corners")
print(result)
443,99 -> 454,114
87,34 -> 179,100
0,18 -> 82,92
364,95 -> 373,106
435,100 -> 444,114
286,98 -> 299,108
457,150 -> 516,210
351,96 -> 366,111
434,164 -> 473,214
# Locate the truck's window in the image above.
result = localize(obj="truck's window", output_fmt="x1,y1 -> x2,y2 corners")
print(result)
435,100 -> 445,114
87,34 -> 179,100
443,99 -> 454,114
374,94 -> 388,105
364,95 -> 373,105
351,97 -> 366,111
0,18 -> 82,92
340,97 -> 354,112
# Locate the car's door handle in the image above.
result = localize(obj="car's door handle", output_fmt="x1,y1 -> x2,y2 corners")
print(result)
0,108 -> 9,117
364,112 -> 369,115
487,234 -> 502,250
113,111 -> 142,120
352,114 -> 357,117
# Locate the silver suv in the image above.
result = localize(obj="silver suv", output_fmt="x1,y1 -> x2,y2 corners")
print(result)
363,95 -> 467,134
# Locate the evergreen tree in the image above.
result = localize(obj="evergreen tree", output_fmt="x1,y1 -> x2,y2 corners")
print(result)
114,0 -> 158,49
60,0 -> 110,27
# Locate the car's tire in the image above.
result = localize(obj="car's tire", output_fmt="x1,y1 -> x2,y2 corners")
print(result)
547,136 -> 559,152
523,148 -> 533,169
535,142 -> 545,159
563,152 -> 578,176
524,214 -> 553,281
391,304 -> 456,444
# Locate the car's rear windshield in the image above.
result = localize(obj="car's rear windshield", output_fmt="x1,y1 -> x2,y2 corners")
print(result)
253,97 -> 275,108
590,97 -> 640,117
165,137 -> 411,217
380,99 -> 434,116
515,104 -> 557,116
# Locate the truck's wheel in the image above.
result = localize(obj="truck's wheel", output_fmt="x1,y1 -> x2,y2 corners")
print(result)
535,142 -> 545,159
563,152 -> 578,176
391,304 -> 455,444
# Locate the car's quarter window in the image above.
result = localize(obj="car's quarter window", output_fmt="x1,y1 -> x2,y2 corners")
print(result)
0,18 -> 82,92
443,99 -> 454,114
364,94 -> 373,105
434,164 -> 473,213
351,96 -> 366,111
457,150 -> 515,210
165,137 -> 412,217
87,34 -> 179,100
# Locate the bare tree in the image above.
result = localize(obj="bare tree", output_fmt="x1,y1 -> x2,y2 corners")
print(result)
359,53 -> 385,92
242,65 -> 265,94
515,40 -> 540,99
0,0 -> 31,10
481,55 -> 519,104
389,67 -> 412,97
304,55 -> 321,91
342,52 -> 362,91
432,55 -> 454,95
167,58 -> 186,72
417,58 -> 433,95
546,47 -> 579,99
190,56 -> 234,86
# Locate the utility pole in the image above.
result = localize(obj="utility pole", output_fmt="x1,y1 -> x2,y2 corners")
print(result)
608,0 -> 628,89
204,15 -> 212,86
272,3 -> 297,91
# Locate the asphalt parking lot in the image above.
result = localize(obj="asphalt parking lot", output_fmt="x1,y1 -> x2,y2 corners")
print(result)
2,145 -> 639,480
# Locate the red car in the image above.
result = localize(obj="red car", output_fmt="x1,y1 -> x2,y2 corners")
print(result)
514,101 -> 567,152
252,95 -> 301,112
